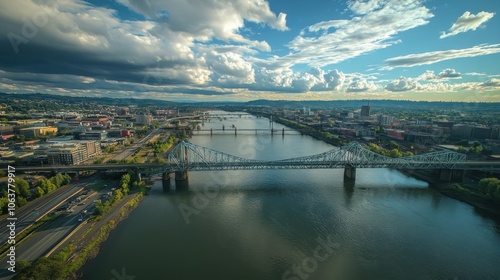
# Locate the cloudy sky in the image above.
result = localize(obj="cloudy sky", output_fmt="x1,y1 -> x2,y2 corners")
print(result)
1,0 -> 499,102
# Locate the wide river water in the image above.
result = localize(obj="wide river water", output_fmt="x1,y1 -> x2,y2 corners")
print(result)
80,111 -> 500,280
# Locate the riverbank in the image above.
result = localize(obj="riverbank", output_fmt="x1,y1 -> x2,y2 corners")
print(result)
69,191 -> 144,279
432,183 -> 500,216
255,111 -> 346,146
226,109 -> 500,217
13,191 -> 145,279
262,111 -> 500,218
401,169 -> 500,216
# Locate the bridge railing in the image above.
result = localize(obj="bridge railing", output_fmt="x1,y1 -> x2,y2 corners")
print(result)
165,141 -> 468,171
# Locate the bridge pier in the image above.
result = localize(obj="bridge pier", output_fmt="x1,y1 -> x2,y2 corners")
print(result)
439,169 -> 464,182
162,172 -> 172,190
344,164 -> 356,180
235,127 -> 237,136
210,128 -> 213,135
175,171 -> 188,181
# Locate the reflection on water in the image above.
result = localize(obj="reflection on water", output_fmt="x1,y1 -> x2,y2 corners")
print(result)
80,112 -> 500,280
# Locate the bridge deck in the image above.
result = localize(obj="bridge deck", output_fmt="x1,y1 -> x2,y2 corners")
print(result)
10,141 -> 500,173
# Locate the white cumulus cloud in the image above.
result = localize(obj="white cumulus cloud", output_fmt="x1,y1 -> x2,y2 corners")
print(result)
346,78 -> 378,92
116,0 -> 287,51
418,68 -> 462,80
385,77 -> 420,92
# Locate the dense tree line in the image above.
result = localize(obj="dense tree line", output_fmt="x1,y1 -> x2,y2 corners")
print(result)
478,178 -> 500,200
0,173 -> 71,214
366,143 -> 413,158
274,116 -> 346,146
94,171 -> 146,216
148,134 -> 175,156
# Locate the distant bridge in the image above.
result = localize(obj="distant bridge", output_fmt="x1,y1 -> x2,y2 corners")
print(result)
193,127 -> 301,135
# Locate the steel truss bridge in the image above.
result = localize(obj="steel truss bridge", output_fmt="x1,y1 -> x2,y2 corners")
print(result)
13,141 -> 500,174
166,141 -> 474,172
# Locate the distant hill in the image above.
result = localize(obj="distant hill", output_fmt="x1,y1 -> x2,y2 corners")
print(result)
1,92 -> 499,111
244,99 -> 500,111
0,92 -> 177,107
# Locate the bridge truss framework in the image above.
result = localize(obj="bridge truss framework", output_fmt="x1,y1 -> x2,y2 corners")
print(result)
166,141 -> 468,172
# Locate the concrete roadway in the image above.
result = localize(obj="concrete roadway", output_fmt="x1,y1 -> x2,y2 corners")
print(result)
0,175 -> 97,247
0,183 -> 115,279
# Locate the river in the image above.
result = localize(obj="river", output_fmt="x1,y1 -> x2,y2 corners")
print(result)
79,111 -> 500,280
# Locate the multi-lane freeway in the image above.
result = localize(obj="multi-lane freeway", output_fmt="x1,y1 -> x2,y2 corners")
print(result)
0,178 -> 116,279
0,175 -> 98,247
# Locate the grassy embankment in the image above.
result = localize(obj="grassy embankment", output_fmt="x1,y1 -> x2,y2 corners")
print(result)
433,178 -> 500,216
13,174 -> 147,280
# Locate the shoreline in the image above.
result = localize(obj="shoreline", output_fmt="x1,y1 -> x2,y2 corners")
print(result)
70,191 -> 145,279
400,169 -> 500,217
244,111 -> 500,218
430,183 -> 500,217
12,189 -> 146,279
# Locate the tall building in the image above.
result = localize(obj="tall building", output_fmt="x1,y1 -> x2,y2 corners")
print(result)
46,144 -> 85,165
136,114 -> 153,125
116,107 -> 129,116
18,127 -> 58,138
45,140 -> 101,165
378,115 -> 394,126
360,103 -> 370,117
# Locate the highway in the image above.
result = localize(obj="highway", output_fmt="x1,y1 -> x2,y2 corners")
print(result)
107,119 -> 171,162
0,175 -> 97,247
0,182 -> 115,279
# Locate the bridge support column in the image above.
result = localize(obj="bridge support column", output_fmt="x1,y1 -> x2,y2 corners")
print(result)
210,128 -> 213,135
162,172 -> 172,190
439,169 -> 452,182
452,169 -> 464,182
439,169 -> 464,182
175,171 -> 188,181
344,164 -> 356,180
235,128 -> 237,136
282,128 -> 285,137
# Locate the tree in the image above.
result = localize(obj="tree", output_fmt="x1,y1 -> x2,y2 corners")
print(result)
0,197 -> 8,214
478,178 -> 500,198
389,141 -> 399,150
17,196 -> 28,208
16,178 -> 31,199
61,174 -> 71,185
120,174 -> 131,189
113,189 -> 124,203
34,186 -> 45,198
50,174 -> 62,188
38,179 -> 57,194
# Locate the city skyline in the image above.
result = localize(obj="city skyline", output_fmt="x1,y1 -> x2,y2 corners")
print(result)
0,0 -> 499,102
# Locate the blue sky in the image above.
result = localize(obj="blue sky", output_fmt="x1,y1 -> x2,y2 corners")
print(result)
0,0 -> 499,102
